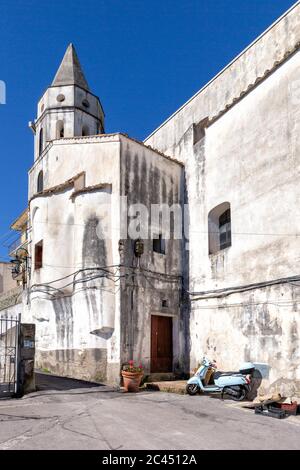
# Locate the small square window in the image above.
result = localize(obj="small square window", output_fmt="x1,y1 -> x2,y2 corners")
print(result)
153,234 -> 165,254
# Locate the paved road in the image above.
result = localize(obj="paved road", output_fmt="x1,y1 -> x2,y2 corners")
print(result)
0,374 -> 299,450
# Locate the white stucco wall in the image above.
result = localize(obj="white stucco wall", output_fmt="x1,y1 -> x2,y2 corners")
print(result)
183,47 -> 300,392
189,50 -> 300,292
34,84 -> 104,160
145,2 -> 300,159
25,133 -> 184,382
119,136 -> 185,374
144,4 -> 300,393
0,262 -> 17,294
24,136 -> 123,382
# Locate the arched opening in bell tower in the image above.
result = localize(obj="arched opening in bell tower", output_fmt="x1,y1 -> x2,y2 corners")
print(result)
82,125 -> 89,137
56,120 -> 64,139
39,128 -> 44,156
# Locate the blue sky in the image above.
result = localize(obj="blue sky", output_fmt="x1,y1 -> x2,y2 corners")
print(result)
0,0 -> 296,259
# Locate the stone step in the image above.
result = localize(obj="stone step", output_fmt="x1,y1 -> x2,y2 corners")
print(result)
145,380 -> 187,394
144,372 -> 177,383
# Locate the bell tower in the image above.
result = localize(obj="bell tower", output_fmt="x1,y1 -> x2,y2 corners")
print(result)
31,44 -> 105,160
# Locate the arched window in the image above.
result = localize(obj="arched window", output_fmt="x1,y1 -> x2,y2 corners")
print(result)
56,120 -> 64,138
82,125 -> 89,137
208,202 -> 231,254
39,128 -> 44,156
96,122 -> 103,135
37,170 -> 43,193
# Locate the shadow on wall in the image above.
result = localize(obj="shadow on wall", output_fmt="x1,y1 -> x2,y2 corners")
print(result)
90,327 -> 114,340
82,215 -> 107,268
182,171 -> 190,376
247,363 -> 270,400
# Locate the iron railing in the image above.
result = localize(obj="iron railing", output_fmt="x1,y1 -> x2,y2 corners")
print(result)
8,236 -> 22,254
0,315 -> 21,396
8,237 -> 28,257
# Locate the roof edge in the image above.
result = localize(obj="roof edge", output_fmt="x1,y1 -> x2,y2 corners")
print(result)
144,1 -> 300,142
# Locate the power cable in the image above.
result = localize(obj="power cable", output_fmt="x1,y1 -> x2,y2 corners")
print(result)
19,218 -> 300,237
188,274 -> 300,300
190,299 -> 300,309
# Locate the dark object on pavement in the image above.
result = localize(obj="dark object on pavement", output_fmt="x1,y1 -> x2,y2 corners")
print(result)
255,404 -> 288,419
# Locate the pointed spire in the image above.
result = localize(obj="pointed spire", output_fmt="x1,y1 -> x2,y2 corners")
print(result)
51,43 -> 89,90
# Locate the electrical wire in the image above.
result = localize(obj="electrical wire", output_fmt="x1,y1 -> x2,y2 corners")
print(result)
25,261 -> 182,304
30,264 -> 122,287
29,285 -> 118,300
29,264 -> 180,288
7,217 -> 300,237
190,299 -> 300,309
188,274 -> 300,300
187,228 -> 300,237
23,258 -> 300,309
28,267 -> 132,299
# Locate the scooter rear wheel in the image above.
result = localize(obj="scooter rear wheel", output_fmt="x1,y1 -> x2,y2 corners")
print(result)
223,385 -> 247,401
186,384 -> 199,395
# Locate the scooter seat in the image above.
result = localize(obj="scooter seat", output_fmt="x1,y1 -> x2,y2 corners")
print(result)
214,371 -> 241,379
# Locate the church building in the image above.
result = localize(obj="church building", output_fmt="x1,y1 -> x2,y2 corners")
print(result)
9,3 -> 300,394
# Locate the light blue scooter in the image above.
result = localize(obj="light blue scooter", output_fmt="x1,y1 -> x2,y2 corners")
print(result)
186,357 -> 255,401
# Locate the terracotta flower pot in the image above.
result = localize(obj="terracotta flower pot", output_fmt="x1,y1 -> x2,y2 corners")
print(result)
121,370 -> 143,392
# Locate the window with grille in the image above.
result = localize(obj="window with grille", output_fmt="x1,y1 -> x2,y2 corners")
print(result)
219,208 -> 231,250
208,202 -> 231,254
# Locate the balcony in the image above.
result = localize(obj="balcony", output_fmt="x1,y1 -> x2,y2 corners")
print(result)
8,236 -> 28,258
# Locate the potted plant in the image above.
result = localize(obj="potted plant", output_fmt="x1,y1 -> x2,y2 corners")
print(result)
121,361 -> 144,392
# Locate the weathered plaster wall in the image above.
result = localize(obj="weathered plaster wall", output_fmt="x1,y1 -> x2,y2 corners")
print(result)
0,262 -> 17,294
0,302 -> 23,318
186,50 -> 300,393
29,135 -> 121,198
191,283 -> 300,396
145,2 -> 300,160
34,84 -> 104,160
25,134 -> 185,383
0,286 -> 22,312
24,137 -> 123,383
119,137 -> 186,374
189,51 -> 300,291
144,5 -> 300,392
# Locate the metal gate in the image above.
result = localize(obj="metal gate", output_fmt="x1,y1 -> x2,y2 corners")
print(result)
0,315 -> 20,397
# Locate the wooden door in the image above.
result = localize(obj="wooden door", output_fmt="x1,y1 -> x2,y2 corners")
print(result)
151,315 -> 173,373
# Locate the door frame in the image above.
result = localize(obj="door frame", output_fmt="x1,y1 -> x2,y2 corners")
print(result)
150,313 -> 175,373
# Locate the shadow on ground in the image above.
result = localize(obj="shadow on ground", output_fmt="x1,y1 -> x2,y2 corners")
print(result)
35,371 -> 104,392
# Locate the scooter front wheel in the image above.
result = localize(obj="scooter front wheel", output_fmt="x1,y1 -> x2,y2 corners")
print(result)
186,383 -> 199,395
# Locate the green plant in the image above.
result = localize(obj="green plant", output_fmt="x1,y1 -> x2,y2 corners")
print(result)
122,360 -> 144,373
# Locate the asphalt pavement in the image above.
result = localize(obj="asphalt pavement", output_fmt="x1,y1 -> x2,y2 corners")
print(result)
0,373 -> 299,450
